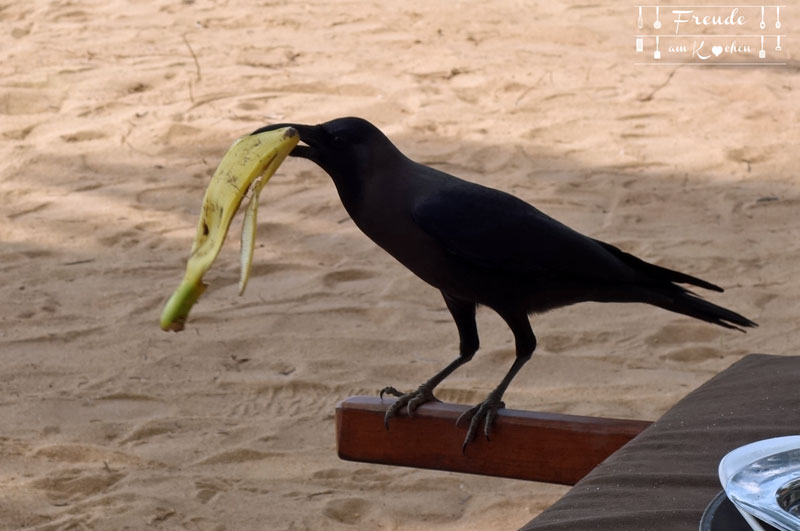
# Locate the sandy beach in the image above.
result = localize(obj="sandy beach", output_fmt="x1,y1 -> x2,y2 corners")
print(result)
0,1 -> 798,529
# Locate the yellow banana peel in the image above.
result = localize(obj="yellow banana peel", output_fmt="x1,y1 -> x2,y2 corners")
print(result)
160,127 -> 298,331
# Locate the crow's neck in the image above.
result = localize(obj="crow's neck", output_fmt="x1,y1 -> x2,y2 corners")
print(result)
327,168 -> 365,217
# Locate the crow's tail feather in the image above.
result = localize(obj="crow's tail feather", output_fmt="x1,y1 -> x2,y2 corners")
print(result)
655,290 -> 757,332
593,239 -> 724,293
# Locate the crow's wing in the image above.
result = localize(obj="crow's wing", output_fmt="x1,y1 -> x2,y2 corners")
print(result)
411,179 -> 638,283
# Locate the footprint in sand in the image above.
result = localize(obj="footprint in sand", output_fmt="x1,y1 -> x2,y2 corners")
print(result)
2,124 -> 34,140
33,443 -> 141,466
660,345 -> 723,363
135,184 -> 204,212
121,419 -> 180,445
31,468 -> 125,502
647,322 -> 726,363
645,322 -> 721,347
196,448 -> 279,466
98,229 -> 142,250
752,291 -> 777,310
544,331 -> 612,354
0,89 -> 65,115
195,478 -> 232,504
60,130 -> 108,143
321,268 -> 379,288
323,497 -> 372,525
312,467 -> 396,485
227,380 -> 337,418
7,201 -> 52,220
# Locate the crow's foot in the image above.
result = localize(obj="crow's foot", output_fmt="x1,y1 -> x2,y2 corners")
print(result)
379,384 -> 441,429
456,392 -> 505,453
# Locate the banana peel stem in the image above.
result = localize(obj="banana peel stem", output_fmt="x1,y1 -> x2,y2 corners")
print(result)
160,277 -> 207,331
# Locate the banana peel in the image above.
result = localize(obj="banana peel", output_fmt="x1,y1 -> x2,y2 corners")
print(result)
160,127 -> 299,331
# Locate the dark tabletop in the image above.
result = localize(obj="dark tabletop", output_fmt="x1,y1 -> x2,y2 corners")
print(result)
522,354 -> 800,531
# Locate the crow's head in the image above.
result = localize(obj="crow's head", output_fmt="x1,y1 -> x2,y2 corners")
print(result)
251,117 -> 401,183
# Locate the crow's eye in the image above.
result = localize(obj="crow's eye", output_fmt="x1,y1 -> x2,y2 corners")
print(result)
325,128 -> 349,147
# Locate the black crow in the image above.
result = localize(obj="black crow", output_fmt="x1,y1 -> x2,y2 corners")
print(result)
252,117 -> 756,451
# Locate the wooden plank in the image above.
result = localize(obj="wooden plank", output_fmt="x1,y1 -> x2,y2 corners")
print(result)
336,396 -> 652,485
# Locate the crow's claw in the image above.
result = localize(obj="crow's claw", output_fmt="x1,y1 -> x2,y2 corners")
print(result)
380,384 -> 441,430
379,386 -> 404,399
456,394 -> 505,453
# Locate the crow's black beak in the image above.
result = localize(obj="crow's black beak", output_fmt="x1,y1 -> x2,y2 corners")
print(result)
251,123 -> 318,160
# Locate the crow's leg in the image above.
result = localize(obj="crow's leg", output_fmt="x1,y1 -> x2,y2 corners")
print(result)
381,293 -> 479,429
457,310 -> 536,452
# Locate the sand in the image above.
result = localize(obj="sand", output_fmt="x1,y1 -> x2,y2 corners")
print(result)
0,0 -> 798,529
